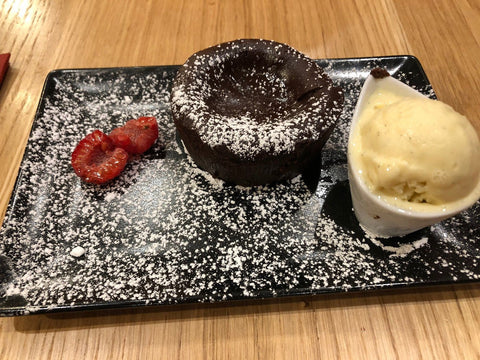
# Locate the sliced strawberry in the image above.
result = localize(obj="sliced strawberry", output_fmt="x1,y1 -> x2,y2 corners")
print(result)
71,130 -> 129,184
109,116 -> 158,154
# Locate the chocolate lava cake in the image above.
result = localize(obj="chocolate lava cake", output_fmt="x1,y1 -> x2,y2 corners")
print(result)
171,39 -> 344,186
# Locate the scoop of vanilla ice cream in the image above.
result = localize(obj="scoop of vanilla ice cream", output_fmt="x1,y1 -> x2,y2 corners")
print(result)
355,96 -> 480,206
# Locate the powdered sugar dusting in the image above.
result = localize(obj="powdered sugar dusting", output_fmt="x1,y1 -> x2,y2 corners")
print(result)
171,39 -> 343,160
0,58 -> 478,316
367,236 -> 429,258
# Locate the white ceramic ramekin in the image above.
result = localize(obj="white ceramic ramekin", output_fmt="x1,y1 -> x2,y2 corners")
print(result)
347,74 -> 480,237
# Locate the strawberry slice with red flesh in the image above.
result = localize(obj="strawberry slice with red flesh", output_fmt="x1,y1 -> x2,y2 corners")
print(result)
109,116 -> 158,154
71,130 -> 129,184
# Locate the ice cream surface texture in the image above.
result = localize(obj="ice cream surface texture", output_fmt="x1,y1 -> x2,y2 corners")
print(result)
349,89 -> 480,212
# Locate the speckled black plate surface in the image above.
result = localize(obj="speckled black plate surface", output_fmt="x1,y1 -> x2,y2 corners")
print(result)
1,56 -> 479,317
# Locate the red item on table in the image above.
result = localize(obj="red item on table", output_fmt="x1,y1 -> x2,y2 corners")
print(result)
109,116 -> 159,154
0,53 -> 10,85
71,130 -> 129,184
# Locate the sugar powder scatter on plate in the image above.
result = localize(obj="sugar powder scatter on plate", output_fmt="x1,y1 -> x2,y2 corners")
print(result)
0,59 -> 479,316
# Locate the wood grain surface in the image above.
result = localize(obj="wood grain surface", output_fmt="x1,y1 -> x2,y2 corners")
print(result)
1,0 -> 480,359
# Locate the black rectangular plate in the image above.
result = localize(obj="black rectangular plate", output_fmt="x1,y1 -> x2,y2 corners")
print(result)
1,56 -> 479,316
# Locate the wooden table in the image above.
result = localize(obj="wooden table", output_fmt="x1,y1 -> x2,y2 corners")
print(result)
1,0 -> 480,359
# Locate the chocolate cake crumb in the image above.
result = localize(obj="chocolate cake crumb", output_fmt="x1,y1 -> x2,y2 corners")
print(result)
370,67 -> 390,79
